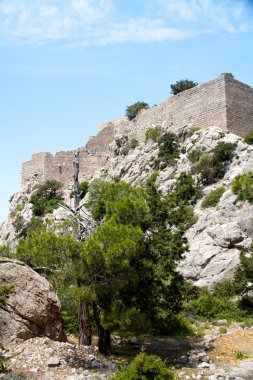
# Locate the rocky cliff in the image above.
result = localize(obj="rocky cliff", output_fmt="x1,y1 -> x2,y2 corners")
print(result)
1,124 -> 253,288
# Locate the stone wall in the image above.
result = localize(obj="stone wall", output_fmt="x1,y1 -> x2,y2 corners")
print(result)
225,75 -> 253,137
21,124 -> 115,189
21,75 -> 253,189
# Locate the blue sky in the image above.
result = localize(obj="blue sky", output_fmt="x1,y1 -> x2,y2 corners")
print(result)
1,0 -> 253,223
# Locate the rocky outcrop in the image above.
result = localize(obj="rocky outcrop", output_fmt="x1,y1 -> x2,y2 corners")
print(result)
0,257 -> 65,349
1,126 -> 253,288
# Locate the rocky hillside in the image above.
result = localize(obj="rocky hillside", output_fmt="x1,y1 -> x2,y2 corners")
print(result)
1,125 -> 253,288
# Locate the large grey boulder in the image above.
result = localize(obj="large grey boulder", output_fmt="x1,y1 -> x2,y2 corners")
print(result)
0,258 -> 65,349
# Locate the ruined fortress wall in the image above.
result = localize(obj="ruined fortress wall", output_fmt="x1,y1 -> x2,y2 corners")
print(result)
21,125 -> 115,189
225,76 -> 253,137
21,76 -> 253,189
117,75 -> 228,141
22,152 -> 52,186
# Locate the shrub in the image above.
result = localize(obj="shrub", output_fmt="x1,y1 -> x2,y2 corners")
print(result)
219,326 -> 227,334
188,148 -> 203,164
125,101 -> 149,120
62,311 -> 78,336
212,141 -> 236,164
122,139 -> 139,155
244,130 -> 253,145
193,142 -> 236,185
201,187 -> 226,209
30,180 -> 63,216
188,126 -> 200,136
13,215 -> 27,237
221,72 -> 234,78
158,132 -> 180,164
112,352 -> 176,380
231,172 -> 253,203
171,79 -> 198,95
10,202 -> 25,218
70,181 -> 89,199
145,127 -> 160,142
0,284 -> 14,308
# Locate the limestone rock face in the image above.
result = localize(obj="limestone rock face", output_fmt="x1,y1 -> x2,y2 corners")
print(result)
0,257 -> 64,349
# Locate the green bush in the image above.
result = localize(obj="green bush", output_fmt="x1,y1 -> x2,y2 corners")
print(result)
170,79 -> 198,95
0,284 -> 14,308
70,181 -> 89,200
201,187 -> 226,209
112,352 -> 176,380
158,132 -> 180,164
13,215 -> 26,237
10,202 -> 25,218
231,172 -> 253,203
188,148 -> 203,164
30,180 -> 63,216
122,139 -> 139,155
212,141 -> 236,164
62,311 -> 78,336
188,126 -> 200,136
145,127 -> 160,142
244,130 -> 253,145
125,101 -> 149,120
192,142 -> 236,185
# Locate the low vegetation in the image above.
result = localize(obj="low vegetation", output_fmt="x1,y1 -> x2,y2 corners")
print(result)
122,138 -> 139,155
112,352 -> 176,380
231,172 -> 253,203
191,141 -> 236,185
145,127 -> 160,142
170,79 -> 198,95
30,180 -> 63,216
157,132 -> 180,164
0,284 -> 14,308
125,101 -> 149,120
201,187 -> 226,209
244,130 -> 253,145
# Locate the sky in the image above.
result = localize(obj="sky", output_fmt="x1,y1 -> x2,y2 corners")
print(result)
1,0 -> 253,223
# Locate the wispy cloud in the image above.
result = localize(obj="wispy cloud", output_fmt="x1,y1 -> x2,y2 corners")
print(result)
0,0 -> 251,46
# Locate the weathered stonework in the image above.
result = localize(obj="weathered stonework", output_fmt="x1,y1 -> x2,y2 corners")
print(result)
21,75 -> 253,189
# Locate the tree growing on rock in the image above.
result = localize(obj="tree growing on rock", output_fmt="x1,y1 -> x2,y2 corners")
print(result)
170,79 -> 198,95
125,101 -> 149,120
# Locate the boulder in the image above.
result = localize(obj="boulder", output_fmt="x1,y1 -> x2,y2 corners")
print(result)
0,257 -> 65,349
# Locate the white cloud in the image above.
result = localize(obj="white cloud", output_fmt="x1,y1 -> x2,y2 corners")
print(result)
0,0 -> 251,45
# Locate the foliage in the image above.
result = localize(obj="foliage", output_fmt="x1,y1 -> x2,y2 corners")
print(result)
170,79 -> 198,95
0,245 -> 12,257
0,361 -> 8,374
221,72 -> 234,78
201,187 -> 226,209
9,194 -> 15,204
188,148 -> 203,164
219,326 -> 227,334
13,215 -> 26,237
244,130 -> 253,145
87,177 -> 108,220
145,127 -> 160,142
70,181 -> 89,199
193,142 -> 236,185
30,180 -> 63,216
125,101 -> 149,120
188,126 -> 200,136
112,352 -> 176,380
62,311 -> 78,336
158,132 -> 180,164
231,172 -> 253,203
234,247 -> 253,310
122,139 -> 139,155
10,202 -> 25,218
185,280 -> 243,321
0,284 -> 14,308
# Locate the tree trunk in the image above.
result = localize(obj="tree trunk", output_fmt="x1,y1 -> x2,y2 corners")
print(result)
93,303 -> 111,355
78,299 -> 92,346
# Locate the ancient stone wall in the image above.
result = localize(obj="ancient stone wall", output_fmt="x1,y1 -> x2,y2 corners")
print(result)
225,75 -> 253,137
21,125 -> 115,189
21,76 -> 253,189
